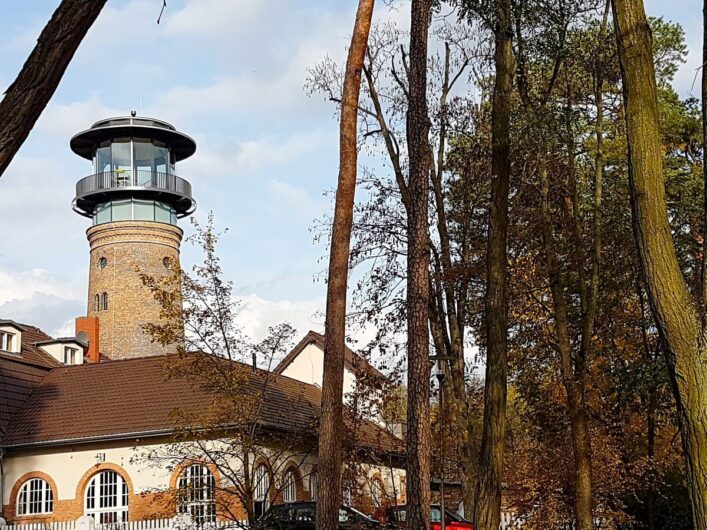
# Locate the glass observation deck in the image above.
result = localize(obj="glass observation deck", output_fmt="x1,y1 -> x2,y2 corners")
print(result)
71,117 -> 197,222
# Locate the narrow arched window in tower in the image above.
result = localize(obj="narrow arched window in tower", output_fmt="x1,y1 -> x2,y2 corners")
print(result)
102,292 -> 109,311
95,294 -> 101,312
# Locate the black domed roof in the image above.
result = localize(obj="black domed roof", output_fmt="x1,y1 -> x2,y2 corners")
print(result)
70,116 -> 197,161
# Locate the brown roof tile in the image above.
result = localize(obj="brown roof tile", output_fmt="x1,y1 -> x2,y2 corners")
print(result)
0,356 -> 51,437
0,321 -> 62,369
2,354 -> 401,455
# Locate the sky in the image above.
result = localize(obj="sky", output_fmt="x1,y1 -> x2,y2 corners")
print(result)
0,0 -> 701,343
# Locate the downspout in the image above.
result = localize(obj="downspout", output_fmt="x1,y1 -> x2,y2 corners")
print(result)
0,447 -> 5,523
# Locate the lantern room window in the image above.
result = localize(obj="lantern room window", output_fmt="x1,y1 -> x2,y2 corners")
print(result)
92,138 -> 174,178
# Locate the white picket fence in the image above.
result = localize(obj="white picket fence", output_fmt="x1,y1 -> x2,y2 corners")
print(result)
0,520 -> 236,530
500,510 -> 524,529
1,514 -> 522,530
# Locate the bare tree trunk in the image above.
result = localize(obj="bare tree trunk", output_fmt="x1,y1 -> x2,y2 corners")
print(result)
613,0 -> 707,525
316,1 -> 375,528
0,0 -> 106,176
473,1 -> 514,528
405,1 -> 433,528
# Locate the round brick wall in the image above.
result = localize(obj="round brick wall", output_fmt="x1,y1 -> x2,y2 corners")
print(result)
86,221 -> 184,360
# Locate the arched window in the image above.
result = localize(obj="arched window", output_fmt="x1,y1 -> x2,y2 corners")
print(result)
282,469 -> 297,503
17,478 -> 53,515
102,292 -> 109,311
309,473 -> 317,502
177,464 -> 216,525
253,464 -> 270,519
98,257 -> 108,270
95,294 -> 101,312
85,470 -> 128,523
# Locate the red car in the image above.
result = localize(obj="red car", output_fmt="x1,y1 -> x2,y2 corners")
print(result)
381,505 -> 474,530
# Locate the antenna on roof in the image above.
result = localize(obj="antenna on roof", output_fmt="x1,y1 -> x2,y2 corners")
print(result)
130,110 -> 137,117
252,351 -> 257,373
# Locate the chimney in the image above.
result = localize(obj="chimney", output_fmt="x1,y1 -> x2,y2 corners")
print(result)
76,316 -> 100,363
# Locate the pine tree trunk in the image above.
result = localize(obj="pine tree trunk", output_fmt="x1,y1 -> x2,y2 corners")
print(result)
473,1 -> 513,528
702,0 -> 707,304
316,2 -> 375,529
405,1 -> 433,528
539,167 -> 594,530
0,0 -> 107,176
613,0 -> 707,525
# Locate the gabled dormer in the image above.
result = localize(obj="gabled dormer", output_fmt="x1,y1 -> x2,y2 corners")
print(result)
0,320 -> 24,354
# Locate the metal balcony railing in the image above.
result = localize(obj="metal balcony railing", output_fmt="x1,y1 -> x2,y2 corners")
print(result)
75,170 -> 192,201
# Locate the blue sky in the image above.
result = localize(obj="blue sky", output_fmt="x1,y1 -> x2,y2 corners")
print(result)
0,0 -> 700,341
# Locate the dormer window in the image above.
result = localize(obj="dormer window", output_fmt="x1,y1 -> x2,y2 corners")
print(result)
0,330 -> 15,352
64,347 -> 78,365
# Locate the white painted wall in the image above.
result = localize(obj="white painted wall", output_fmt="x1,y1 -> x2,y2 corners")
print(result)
278,343 -> 357,397
2,440 -> 171,505
2,440 -> 403,510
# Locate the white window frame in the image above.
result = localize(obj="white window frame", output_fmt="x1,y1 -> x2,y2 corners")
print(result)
64,347 -> 78,365
253,464 -> 270,518
370,478 -> 385,508
0,331 -> 15,352
177,464 -> 216,525
17,478 -> 54,516
309,473 -> 317,502
282,470 -> 297,503
84,470 -> 129,523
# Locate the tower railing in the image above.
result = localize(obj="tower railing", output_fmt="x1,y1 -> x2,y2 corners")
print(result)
75,170 -> 192,200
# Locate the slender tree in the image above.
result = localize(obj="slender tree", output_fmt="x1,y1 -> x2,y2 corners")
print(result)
613,0 -> 707,525
405,1 -> 433,528
0,0 -> 107,176
473,0 -> 514,528
316,1 -> 375,528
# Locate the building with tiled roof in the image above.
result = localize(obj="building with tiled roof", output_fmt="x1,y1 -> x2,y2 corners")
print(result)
0,117 -> 406,528
0,323 -> 405,527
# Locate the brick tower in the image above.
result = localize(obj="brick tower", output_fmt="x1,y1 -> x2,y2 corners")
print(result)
71,116 -> 196,360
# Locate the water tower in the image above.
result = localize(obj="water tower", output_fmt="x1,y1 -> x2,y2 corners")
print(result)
71,115 -> 196,360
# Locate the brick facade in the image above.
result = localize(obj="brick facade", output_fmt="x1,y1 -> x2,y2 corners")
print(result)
86,221 -> 183,360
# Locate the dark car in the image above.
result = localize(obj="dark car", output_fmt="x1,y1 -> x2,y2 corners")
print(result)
382,505 -> 474,530
254,501 -> 381,529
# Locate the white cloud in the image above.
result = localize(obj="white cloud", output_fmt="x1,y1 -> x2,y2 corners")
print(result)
36,97 -> 122,139
163,0 -> 266,36
236,293 -> 325,343
0,268 -> 85,337
179,129 -> 332,179
268,180 -> 324,218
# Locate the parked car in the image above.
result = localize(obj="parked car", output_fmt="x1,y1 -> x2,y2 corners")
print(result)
254,501 -> 382,529
381,504 -> 474,530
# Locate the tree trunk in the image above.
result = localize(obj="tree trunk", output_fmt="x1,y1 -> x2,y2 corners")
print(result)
316,1 -> 375,528
473,1 -> 513,529
539,167 -> 594,530
702,0 -> 707,305
0,0 -> 107,176
613,0 -> 707,525
405,1 -> 433,528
